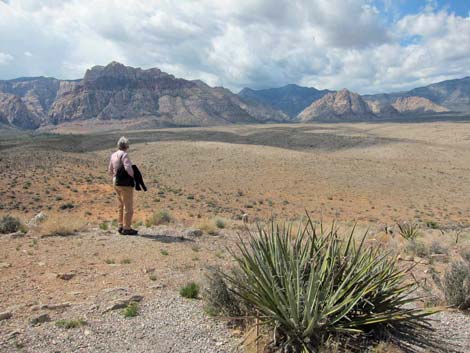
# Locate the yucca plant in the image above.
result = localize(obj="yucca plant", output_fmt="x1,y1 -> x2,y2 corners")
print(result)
223,217 -> 438,352
397,222 -> 420,240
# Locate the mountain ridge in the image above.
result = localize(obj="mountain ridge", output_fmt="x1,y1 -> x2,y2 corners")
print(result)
0,62 -> 288,129
0,62 -> 468,130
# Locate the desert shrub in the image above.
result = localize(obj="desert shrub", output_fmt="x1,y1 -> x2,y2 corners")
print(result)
425,221 -> 439,229
430,240 -> 448,255
222,217 -> 437,352
99,222 -> 108,230
405,239 -> 429,257
0,215 -> 21,234
39,215 -> 86,237
443,261 -> 470,309
146,209 -> 172,226
122,302 -> 139,317
397,221 -> 420,240
197,219 -> 218,236
180,282 -> 199,299
204,267 -> 245,317
214,217 -> 226,229
59,202 -> 74,210
55,319 -> 87,329
460,248 -> 470,263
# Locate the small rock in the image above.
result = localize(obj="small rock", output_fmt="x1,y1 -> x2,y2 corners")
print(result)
102,287 -> 128,293
31,303 -> 71,311
28,212 -> 48,227
57,272 -> 75,280
0,262 -> 11,269
142,267 -> 155,274
0,311 -> 12,321
30,313 -> 51,326
9,231 -> 26,239
149,284 -> 166,290
102,295 -> 144,313
183,228 -> 203,237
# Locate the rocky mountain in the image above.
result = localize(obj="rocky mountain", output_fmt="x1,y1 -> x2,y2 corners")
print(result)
391,97 -> 449,113
238,84 -> 332,118
364,77 -> 470,112
0,62 -> 288,129
298,89 -> 376,122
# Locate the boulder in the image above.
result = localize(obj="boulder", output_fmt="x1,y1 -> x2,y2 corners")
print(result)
30,313 -> 51,326
0,311 -> 12,321
183,228 -> 203,237
102,295 -> 143,313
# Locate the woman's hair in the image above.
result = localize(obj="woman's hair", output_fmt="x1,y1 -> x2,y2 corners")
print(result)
117,136 -> 130,150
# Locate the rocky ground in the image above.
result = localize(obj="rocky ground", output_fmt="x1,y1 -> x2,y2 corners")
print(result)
0,223 -> 470,353
1,291 -> 239,353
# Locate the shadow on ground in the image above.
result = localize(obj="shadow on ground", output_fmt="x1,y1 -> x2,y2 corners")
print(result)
139,233 -> 194,243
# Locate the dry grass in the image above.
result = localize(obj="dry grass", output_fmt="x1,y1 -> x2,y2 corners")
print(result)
196,219 -> 219,236
37,214 -> 87,237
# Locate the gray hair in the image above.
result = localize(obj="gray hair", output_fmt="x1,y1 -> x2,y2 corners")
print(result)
117,136 -> 130,150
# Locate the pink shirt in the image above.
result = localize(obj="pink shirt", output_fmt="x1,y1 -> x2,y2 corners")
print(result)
108,150 -> 134,178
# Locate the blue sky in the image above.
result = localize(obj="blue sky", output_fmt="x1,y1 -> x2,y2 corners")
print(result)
0,0 -> 469,94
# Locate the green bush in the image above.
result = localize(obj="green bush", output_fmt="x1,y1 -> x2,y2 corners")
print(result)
223,217 -> 437,352
55,319 -> 87,329
214,217 -> 226,229
180,282 -> 199,299
443,261 -> 470,309
122,302 -> 139,317
146,210 -> 172,226
99,222 -> 108,230
0,215 -> 21,234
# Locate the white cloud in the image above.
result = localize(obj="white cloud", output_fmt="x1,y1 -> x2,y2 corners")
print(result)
0,0 -> 468,94
0,52 -> 13,64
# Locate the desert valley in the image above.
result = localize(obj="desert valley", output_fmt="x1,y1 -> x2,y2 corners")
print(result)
1,59 -> 470,353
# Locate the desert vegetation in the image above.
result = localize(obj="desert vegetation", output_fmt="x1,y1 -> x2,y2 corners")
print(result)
205,218 -> 440,352
2,123 -> 470,352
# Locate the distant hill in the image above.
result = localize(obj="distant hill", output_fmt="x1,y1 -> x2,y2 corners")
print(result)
298,89 -> 376,121
0,62 -> 288,130
239,84 -> 331,118
364,77 -> 470,112
1,64 -> 468,130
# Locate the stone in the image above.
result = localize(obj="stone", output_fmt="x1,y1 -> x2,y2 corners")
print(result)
142,267 -> 155,274
0,262 -> 11,269
57,272 -> 75,280
30,313 -> 51,326
28,212 -> 48,227
31,303 -> 71,311
183,228 -> 203,237
102,295 -> 144,313
0,311 -> 12,321
9,231 -> 26,239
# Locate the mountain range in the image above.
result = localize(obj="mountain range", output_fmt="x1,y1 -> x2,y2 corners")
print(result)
0,62 -> 468,130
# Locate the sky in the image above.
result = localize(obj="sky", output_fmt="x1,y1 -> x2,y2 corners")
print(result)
0,0 -> 469,94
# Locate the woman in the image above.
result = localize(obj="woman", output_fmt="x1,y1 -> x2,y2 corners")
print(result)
108,136 -> 138,235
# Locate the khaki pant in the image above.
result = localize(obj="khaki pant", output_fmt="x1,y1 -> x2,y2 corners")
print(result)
114,185 -> 134,229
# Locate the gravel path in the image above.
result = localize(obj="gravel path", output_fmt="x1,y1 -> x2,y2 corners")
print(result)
0,292 -> 240,353
429,310 -> 470,353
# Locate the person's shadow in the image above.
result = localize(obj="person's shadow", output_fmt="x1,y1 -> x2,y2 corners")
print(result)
139,233 -> 194,243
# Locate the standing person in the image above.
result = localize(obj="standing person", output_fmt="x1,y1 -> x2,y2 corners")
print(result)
108,136 -> 138,235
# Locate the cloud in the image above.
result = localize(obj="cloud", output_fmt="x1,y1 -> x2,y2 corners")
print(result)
0,0 -> 468,94
0,52 -> 13,64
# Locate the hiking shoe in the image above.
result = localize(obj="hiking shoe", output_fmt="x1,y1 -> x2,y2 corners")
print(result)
122,228 -> 138,236
118,227 -> 123,234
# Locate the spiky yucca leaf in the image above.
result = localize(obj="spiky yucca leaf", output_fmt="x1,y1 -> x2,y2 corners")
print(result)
224,217 -> 438,352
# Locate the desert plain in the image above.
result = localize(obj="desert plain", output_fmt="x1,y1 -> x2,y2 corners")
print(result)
1,121 -> 470,352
